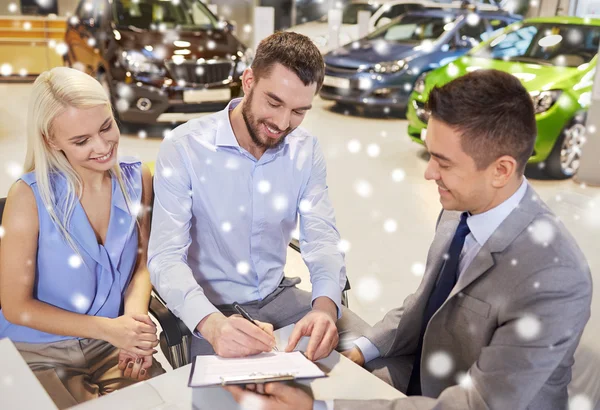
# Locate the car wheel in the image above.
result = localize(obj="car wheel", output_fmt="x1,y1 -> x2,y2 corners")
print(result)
544,114 -> 587,180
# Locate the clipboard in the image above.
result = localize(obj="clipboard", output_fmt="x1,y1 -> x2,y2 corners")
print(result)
187,351 -> 328,387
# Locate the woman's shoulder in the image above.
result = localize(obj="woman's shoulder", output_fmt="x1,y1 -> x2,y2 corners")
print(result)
118,156 -> 143,172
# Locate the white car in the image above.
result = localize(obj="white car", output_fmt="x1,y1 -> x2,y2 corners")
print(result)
289,0 -> 500,53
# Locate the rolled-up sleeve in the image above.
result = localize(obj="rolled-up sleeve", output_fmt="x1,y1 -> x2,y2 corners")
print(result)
299,138 -> 345,319
148,138 -> 219,335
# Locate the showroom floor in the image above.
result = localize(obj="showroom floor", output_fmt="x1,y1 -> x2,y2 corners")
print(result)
1,83 -> 599,398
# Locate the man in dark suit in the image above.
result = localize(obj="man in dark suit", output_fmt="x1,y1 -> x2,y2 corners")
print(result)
225,69 -> 593,409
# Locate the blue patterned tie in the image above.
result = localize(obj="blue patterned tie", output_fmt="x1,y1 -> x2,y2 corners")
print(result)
406,212 -> 470,396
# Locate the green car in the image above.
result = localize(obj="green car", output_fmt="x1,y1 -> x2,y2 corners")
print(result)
406,16 -> 600,179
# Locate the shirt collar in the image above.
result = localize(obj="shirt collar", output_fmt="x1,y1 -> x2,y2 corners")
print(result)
467,177 -> 529,247
215,97 -> 293,151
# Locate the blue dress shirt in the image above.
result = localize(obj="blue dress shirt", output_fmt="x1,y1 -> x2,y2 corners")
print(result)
148,99 -> 346,334
354,178 -> 529,364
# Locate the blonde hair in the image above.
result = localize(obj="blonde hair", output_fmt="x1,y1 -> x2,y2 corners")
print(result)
24,67 -> 134,252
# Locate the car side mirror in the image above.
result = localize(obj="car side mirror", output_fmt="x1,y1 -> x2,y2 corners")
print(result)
455,35 -> 476,49
223,19 -> 235,32
376,17 -> 391,28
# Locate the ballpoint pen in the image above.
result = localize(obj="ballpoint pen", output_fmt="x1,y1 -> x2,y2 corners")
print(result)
233,302 -> 279,352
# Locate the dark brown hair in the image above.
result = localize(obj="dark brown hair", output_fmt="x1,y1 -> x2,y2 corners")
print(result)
251,31 -> 325,92
426,69 -> 536,174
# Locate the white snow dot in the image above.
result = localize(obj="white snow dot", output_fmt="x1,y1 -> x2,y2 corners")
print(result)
0,226 -> 4,238
19,68 -> 28,77
427,351 -> 454,378
236,261 -> 250,275
367,144 -> 380,158
443,253 -> 450,260
299,199 -> 312,213
116,98 -> 129,112
569,394 -> 592,410
72,293 -> 90,310
68,255 -> 82,268
356,276 -> 382,303
5,161 -> 23,179
55,43 -> 68,56
207,40 -> 216,50
528,219 -> 556,246
119,218 -> 125,224
446,63 -> 459,77
163,129 -> 173,139
257,180 -> 271,194
347,139 -> 361,154
533,281 -> 540,289
8,3 -> 17,12
161,167 -> 173,178
23,21 -> 32,30
130,202 -> 142,217
3,375 -> 13,386
20,312 -> 31,323
466,12 -> 480,26
411,262 -> 425,276
511,259 -> 518,266
391,168 -> 406,182
587,125 -> 596,134
354,179 -> 372,198
138,130 -> 147,139
516,314 -> 542,341
554,257 -> 559,263
240,394 -> 266,410
272,195 -> 288,212
456,372 -> 473,389
239,205 -> 245,212
221,222 -> 232,232
1,63 -> 13,76
225,158 -> 240,170
383,219 -> 397,233
337,239 -> 351,253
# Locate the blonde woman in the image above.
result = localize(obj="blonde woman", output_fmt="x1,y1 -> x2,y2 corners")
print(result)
0,67 -> 164,409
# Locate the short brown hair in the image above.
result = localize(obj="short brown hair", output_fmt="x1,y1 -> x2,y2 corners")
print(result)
426,69 -> 536,174
251,32 -> 325,92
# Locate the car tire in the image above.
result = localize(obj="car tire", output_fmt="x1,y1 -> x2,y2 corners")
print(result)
543,113 -> 587,180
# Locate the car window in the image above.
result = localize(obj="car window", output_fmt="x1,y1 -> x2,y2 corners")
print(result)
114,0 -> 218,30
371,14 -> 449,42
472,23 -> 600,67
374,3 -> 421,26
481,18 -> 508,41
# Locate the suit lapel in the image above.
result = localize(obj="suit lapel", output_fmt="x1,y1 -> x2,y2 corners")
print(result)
447,184 -> 543,298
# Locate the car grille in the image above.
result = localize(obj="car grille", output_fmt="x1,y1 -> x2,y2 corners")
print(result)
325,63 -> 366,75
166,61 -> 233,85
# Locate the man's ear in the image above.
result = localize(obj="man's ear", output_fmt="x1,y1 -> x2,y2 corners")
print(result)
491,155 -> 518,188
241,68 -> 255,95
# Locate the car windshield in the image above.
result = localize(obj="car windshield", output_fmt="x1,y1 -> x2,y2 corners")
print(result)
113,0 -> 219,30
368,14 -> 450,42
342,3 -> 379,24
472,23 -> 600,67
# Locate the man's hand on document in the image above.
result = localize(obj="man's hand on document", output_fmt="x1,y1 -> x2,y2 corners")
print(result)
286,296 -> 339,361
197,312 -> 277,357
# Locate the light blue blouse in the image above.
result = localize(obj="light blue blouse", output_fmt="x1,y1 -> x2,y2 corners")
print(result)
0,158 -> 142,344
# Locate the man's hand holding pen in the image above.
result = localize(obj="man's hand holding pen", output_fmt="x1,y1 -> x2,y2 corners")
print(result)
196,307 -> 277,358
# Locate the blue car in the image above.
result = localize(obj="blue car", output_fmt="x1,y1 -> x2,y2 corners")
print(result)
319,7 -> 521,111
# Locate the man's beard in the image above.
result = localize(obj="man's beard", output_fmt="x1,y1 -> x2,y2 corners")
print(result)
241,89 -> 290,150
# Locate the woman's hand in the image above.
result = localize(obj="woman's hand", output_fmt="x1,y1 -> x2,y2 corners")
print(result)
102,314 -> 159,355
118,349 -> 154,381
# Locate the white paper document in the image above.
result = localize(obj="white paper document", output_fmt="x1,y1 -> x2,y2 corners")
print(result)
188,351 -> 326,387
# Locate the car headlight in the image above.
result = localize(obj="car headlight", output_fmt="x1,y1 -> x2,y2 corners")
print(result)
414,72 -> 428,94
530,90 -> 562,114
120,50 -> 164,76
235,48 -> 253,75
372,60 -> 405,74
